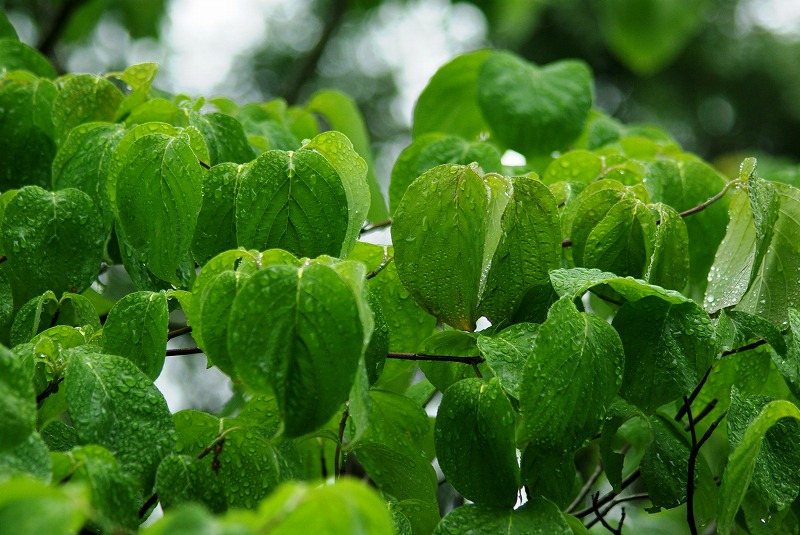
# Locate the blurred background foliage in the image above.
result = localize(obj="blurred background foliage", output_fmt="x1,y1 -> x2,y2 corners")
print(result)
2,0 -> 800,186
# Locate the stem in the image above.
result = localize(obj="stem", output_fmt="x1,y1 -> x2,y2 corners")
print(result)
567,459 -> 605,513
138,492 -> 158,518
471,362 -> 483,378
585,494 -> 649,528
562,238 -> 572,248
168,325 -> 193,340
198,159 -> 211,169
282,0 -> 349,104
361,219 -> 392,234
334,407 -> 349,479
685,399 -> 718,431
675,367 -> 712,422
588,491 -> 624,535
366,255 -> 393,280
387,352 -> 484,365
573,468 -> 641,518
37,0 -> 89,60
0,255 -> 6,264
36,375 -> 64,405
166,347 -> 203,356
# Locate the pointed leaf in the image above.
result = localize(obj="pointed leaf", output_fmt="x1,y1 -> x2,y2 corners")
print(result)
433,499 -> 571,535
477,322 -> 538,399
0,39 -> 56,78
190,163 -> 243,264
646,203 -> 690,290
550,267 -> 689,304
0,345 -> 35,452
435,378 -> 519,507
51,74 -> 123,143
520,297 -> 624,453
227,263 -> 364,437
640,416 -> 693,510
188,111 -> 255,165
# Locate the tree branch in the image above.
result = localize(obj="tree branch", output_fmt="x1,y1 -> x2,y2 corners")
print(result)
567,459 -> 604,513
361,219 -> 392,234
166,347 -> 203,356
0,255 -> 6,264
37,0 -> 89,60
168,325 -> 193,340
334,407 -> 349,479
574,468 -> 641,518
585,494 -> 649,529
282,0 -> 349,104
387,352 -> 484,365
366,255 -> 393,280
36,375 -> 64,405
674,367 -> 712,422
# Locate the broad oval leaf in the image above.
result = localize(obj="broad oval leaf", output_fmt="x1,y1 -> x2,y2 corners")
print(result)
640,415 -> 694,510
190,163 -> 242,264
520,297 -> 624,454
434,378 -> 519,507
227,263 -> 364,437
433,499 -> 571,535
65,352 -> 176,489
0,40 -> 56,78
109,131 -> 204,284
101,290 -> 169,380
477,51 -> 592,157
0,186 -> 104,303
51,74 -> 123,144
614,296 -> 716,413
477,322 -> 538,399
188,111 -> 255,165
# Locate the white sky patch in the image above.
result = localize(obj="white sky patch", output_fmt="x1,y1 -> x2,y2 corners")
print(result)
738,0 -> 800,37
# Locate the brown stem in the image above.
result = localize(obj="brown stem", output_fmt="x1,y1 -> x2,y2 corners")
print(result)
334,407 -> 349,479
36,375 -> 64,405
0,255 -> 6,264
168,325 -> 193,340
585,494 -> 649,529
366,255 -> 393,280
567,459 -> 605,513
574,468 -> 641,518
675,367 -> 712,422
166,347 -> 203,356
361,219 -> 392,234
198,159 -> 211,169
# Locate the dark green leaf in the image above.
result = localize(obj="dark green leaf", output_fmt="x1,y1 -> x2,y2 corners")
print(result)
227,263 -> 364,437
520,297 -> 624,454
65,352 -> 176,489
550,267 -> 689,304
477,51 -> 592,156
599,398 -> 647,492
417,330 -> 484,392
155,454 -> 227,513
412,50 -> 492,141
434,499 -> 571,535
0,14 -> 18,40
435,378 -> 519,507
101,290 -> 169,379
640,416 -> 693,510
520,448 -> 577,508
109,131 -> 204,284
188,111 -> 255,165
191,163 -> 242,264
10,291 -> 57,346
51,122 -> 126,233
0,432 -> 51,481
614,296 -> 716,413
51,74 -> 123,143
477,322 -> 538,399
646,203 -> 690,291
0,186 -> 104,303
0,75 -> 57,189
0,477 -> 88,535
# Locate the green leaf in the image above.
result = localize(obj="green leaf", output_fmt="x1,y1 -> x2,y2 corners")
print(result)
645,159 -> 728,300
520,297 -> 624,454
417,330 -> 484,393
126,97 -> 186,127
0,39 -> 56,78
364,290 -> 388,384
640,416 -> 693,510
350,389 -> 430,453
155,454 -> 227,513
0,345 -> 35,452
190,164 -> 242,264
477,52 -> 592,157
599,398 -> 647,492
65,352 -> 176,489
51,74 -> 123,144
302,131 -> 370,258
306,89 -> 389,221
189,249 -> 262,378
718,398 -> 800,534
0,13 -> 18,40
235,140 -> 350,259
10,290 -> 57,345
412,50 -> 492,141
352,442 -> 439,534
389,134 -> 503,213
227,263 -> 364,437
392,164 -> 511,330
597,0 -> 710,74
0,186 -> 105,303
51,122 -> 126,234
0,477 -> 88,535
520,448 -> 577,508
614,296 -> 716,413
109,131 -> 204,284
0,431 -> 51,481
781,308 -> 800,398
188,111 -> 255,165
348,242 -> 436,353
550,267 -> 689,305
101,290 -> 169,380
562,179 -> 627,266
732,182 -> 800,327
435,378 -> 519,507
645,203 -> 690,291
476,322 -> 538,399
0,75 -> 57,190
257,479 -> 396,535
433,499 -> 571,535
727,390 -> 800,510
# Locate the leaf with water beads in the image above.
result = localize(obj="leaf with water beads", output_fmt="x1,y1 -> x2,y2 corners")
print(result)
51,74 -> 123,144
101,290 -> 169,380
520,297 -> 624,454
0,39 -> 56,78
191,163 -> 243,265
0,431 -> 51,481
433,499 -> 572,535
640,415 -> 694,510
65,352 -> 176,490
0,186 -> 105,304
0,344 -> 35,453
188,111 -> 255,165
476,322 -> 538,399
435,378 -> 519,507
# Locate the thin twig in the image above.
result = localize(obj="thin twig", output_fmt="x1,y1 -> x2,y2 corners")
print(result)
567,459 -> 605,513
585,495 -> 648,528
471,362 -> 483,378
366,255 -> 393,280
167,325 -> 193,340
562,238 -> 572,248
334,407 -> 349,479
198,159 -> 211,169
685,399 -> 718,431
138,492 -> 158,518
387,352 -> 484,365
0,255 -> 6,264
589,491 -> 624,534
675,367 -> 712,421
361,219 -> 392,234
574,468 -> 641,518
166,347 -> 203,356
36,375 -> 64,404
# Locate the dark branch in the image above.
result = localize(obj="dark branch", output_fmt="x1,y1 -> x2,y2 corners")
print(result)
36,376 -> 65,404
198,159 -> 211,169
675,367 -> 712,421
282,0 -> 349,104
37,0 -> 89,59
471,362 -> 483,378
567,459 -> 605,513
588,491 -> 624,535
138,492 -> 158,518
361,219 -> 392,234
574,468 -> 641,518
585,494 -> 649,529
166,347 -> 203,356
685,399 -> 718,432
334,407 -> 349,479
366,255 -> 393,280
387,352 -> 484,365
0,255 -> 6,264
562,238 -> 572,248
168,325 -> 193,340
